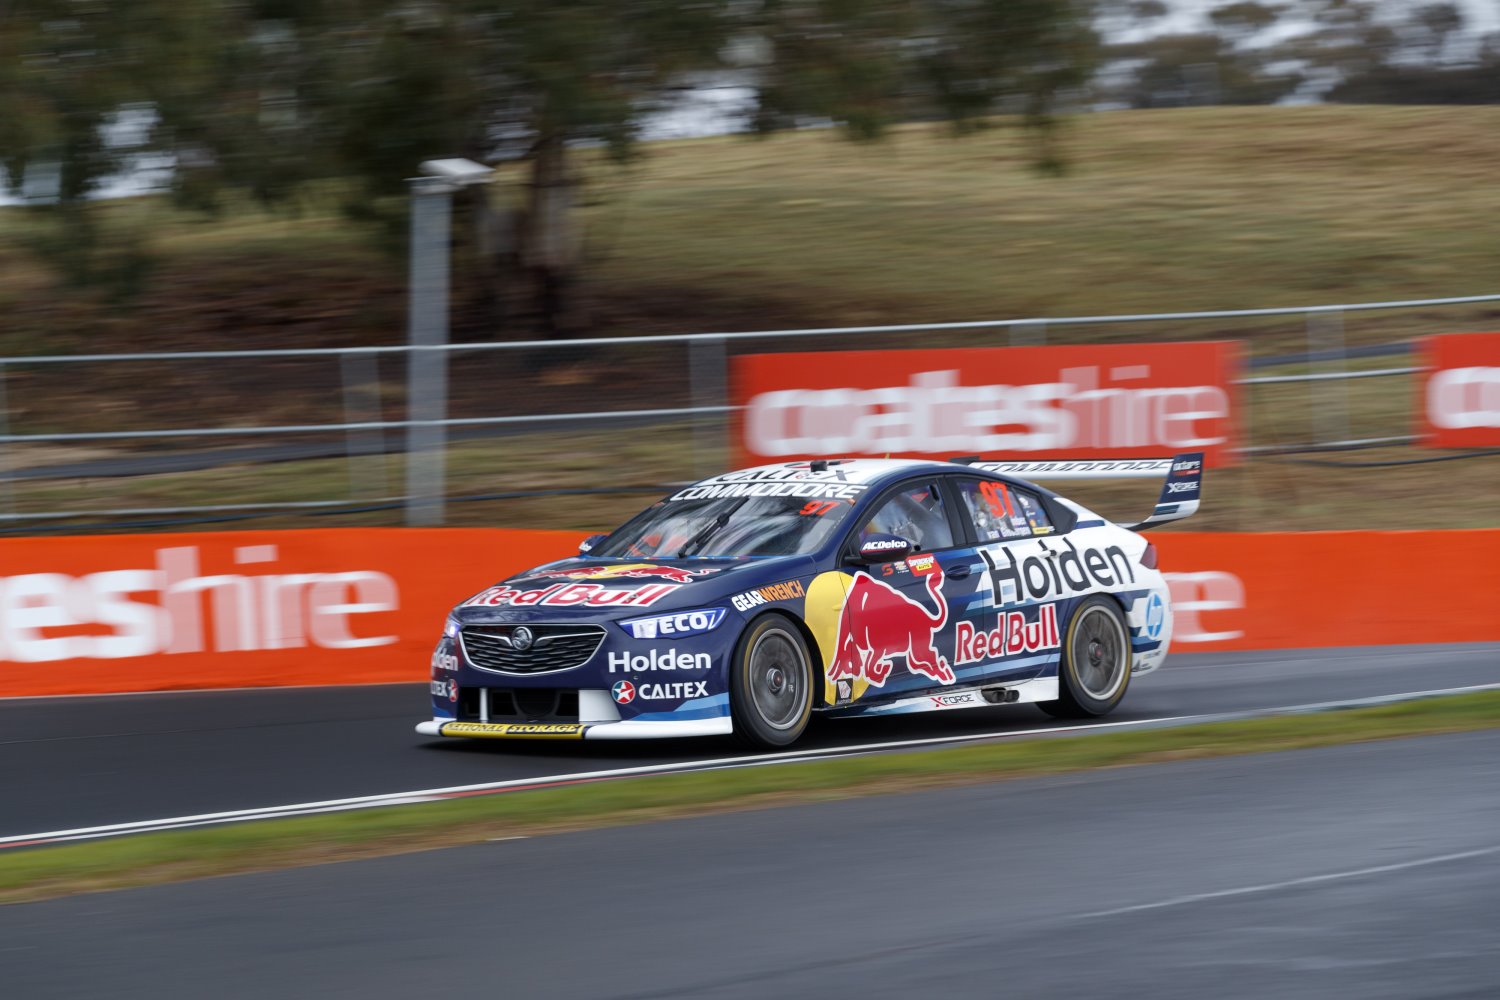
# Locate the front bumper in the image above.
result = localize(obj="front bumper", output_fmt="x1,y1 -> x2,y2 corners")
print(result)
428,611 -> 737,732
415,717 -> 734,740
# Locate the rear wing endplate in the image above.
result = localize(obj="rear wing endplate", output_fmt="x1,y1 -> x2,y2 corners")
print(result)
969,453 -> 1204,531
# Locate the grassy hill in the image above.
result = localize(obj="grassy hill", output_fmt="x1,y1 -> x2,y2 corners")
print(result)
586,104 -> 1500,340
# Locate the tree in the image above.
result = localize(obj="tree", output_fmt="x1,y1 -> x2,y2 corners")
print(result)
1094,1 -> 1304,109
1282,0 -> 1399,82
0,2 -> 350,291
1409,3 -> 1465,63
1209,2 -> 1284,44
1102,31 -> 1304,108
1287,0 -> 1499,104
749,0 -> 1098,147
1,1 -> 1101,332
0,3 -> 174,290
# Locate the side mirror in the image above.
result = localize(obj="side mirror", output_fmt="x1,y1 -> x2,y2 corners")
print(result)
579,534 -> 606,555
854,533 -> 913,564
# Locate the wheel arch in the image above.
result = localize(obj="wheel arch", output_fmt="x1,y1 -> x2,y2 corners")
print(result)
1060,587 -> 1129,625
1034,590 -> 1134,722
1060,590 -> 1133,655
743,607 -> 826,709
729,608 -> 818,748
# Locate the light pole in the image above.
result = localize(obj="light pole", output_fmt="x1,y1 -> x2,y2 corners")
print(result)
404,158 -> 494,526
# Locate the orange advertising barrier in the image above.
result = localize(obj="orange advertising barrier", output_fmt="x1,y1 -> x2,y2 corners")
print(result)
1155,530 -> 1500,651
0,527 -> 582,697
731,341 -> 1243,467
1,527 -> 1496,697
1420,331 -> 1500,447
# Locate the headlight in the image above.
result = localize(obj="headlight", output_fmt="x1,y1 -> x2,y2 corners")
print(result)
618,608 -> 728,640
443,615 -> 460,639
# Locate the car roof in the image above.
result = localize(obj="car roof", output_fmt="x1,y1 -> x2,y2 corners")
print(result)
685,458 -> 1061,499
690,458 -> 953,487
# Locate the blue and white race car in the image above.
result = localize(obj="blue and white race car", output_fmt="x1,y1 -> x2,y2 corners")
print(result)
417,454 -> 1202,748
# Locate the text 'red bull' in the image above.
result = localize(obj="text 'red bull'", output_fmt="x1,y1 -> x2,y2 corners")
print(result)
466,582 -> 679,608
953,605 -> 1059,665
827,564 -> 952,686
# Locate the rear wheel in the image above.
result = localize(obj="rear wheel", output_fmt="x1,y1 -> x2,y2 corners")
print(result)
1040,596 -> 1132,718
730,613 -> 814,748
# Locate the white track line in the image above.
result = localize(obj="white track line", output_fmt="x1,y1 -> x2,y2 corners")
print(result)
5,681 -> 1499,849
1235,681 -> 1500,715
1078,845 -> 1500,920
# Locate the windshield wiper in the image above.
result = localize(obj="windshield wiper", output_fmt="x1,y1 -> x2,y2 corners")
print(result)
677,502 -> 744,557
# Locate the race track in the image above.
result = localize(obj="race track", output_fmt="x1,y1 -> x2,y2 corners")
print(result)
3,642 -> 1498,838
4,727 -> 1499,998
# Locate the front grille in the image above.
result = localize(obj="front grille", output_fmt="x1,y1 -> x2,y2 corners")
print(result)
459,623 -> 606,674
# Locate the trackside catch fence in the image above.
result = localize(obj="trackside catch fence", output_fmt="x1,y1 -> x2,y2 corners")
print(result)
0,292 -> 1497,531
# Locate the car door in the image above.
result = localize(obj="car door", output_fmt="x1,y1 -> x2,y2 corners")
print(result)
825,478 -> 980,703
947,476 -> 1064,684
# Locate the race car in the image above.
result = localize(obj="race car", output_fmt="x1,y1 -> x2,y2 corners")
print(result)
416,453 -> 1202,748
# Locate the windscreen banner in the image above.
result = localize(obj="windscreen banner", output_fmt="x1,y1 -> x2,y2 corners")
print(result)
2,526 -> 1496,697
1420,332 -> 1500,447
731,341 -> 1242,468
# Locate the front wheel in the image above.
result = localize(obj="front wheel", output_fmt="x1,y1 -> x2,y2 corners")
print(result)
730,613 -> 814,749
1039,596 -> 1132,719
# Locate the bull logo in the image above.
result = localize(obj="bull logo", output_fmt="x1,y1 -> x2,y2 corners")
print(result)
537,563 -> 707,585
827,564 -> 953,687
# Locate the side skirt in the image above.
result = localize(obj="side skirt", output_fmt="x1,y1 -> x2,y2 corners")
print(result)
415,718 -> 735,740
821,675 -> 1060,719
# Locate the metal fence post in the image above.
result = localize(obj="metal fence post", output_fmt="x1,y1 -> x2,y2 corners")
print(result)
1236,342 -> 1252,530
0,362 -> 11,517
1011,320 -> 1046,347
341,351 -> 387,498
1306,309 -> 1351,445
404,177 -> 453,526
690,335 -> 728,477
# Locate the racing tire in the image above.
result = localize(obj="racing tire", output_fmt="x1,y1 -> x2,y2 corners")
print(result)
730,613 -> 814,749
1039,595 -> 1132,719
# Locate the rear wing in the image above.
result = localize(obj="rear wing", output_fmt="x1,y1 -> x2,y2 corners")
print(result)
967,452 -> 1204,531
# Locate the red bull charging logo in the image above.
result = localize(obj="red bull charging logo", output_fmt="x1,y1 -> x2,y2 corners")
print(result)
827,563 -> 954,687
533,563 -> 711,585
465,582 -> 679,609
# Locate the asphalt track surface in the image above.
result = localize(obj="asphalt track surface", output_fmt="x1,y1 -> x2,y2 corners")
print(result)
5,727 -> 1499,998
3,642 -> 1498,838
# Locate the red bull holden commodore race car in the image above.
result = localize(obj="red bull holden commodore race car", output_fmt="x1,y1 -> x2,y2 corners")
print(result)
417,453 -> 1203,748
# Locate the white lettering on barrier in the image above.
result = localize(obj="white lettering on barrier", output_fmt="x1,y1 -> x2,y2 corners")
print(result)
309,572 -> 400,650
1163,571 -> 1245,644
0,546 -> 399,663
1428,366 -> 1500,430
745,368 -> 1230,457
91,570 -> 164,659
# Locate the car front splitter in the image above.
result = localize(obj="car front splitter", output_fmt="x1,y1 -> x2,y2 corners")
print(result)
415,717 -> 735,740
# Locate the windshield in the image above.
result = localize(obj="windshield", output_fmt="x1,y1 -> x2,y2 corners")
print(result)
593,494 -> 858,559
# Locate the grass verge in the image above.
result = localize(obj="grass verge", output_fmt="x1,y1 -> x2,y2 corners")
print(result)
4,689 -> 1500,905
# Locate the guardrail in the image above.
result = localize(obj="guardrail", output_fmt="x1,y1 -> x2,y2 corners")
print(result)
1,291 -> 1496,527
